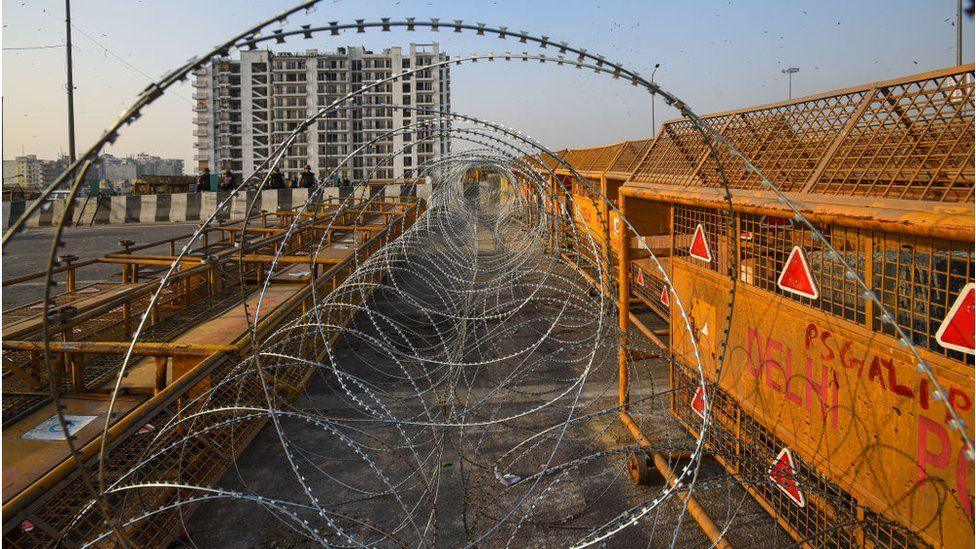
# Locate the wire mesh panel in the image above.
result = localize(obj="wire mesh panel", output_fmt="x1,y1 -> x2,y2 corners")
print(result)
533,149 -> 567,171
698,91 -> 869,192
739,214 -> 867,324
630,117 -> 727,186
671,362 -> 923,549
872,232 -> 976,365
606,139 -> 652,177
561,143 -> 626,173
673,205 -> 734,277
630,260 -> 668,317
810,70 -> 975,201
737,409 -> 862,549
628,66 -> 975,202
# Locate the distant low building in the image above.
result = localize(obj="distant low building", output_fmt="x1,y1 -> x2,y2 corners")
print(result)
4,155 -> 46,190
92,154 -> 184,182
1,152 -> 184,199
133,154 -> 184,177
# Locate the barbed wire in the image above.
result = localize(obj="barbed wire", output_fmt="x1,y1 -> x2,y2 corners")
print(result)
2,2 -> 967,548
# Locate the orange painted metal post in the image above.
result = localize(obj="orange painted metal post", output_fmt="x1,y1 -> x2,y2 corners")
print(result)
69,352 -> 85,393
618,194 -> 630,412
65,264 -> 76,293
600,175 -> 611,289
154,356 -> 168,395
550,174 -> 559,253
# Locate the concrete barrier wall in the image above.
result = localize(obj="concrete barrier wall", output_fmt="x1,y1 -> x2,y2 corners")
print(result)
2,184 -> 418,229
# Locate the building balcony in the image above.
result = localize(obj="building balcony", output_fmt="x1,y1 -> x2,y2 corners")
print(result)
192,117 -> 209,125
192,129 -> 209,137
193,153 -> 209,161
192,92 -> 208,100
192,79 -> 208,88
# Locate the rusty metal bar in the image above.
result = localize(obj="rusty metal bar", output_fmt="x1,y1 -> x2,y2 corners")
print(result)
620,185 -> 974,241
1,258 -> 99,287
620,411 -> 733,549
2,340 -> 234,356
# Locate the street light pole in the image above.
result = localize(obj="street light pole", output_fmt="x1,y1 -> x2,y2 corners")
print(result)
65,0 -> 77,164
782,67 -> 799,100
651,63 -> 660,135
957,0 -> 963,66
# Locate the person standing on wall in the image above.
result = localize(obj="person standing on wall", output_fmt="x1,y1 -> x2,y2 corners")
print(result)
300,164 -> 315,190
269,166 -> 285,190
196,167 -> 211,192
220,168 -> 236,192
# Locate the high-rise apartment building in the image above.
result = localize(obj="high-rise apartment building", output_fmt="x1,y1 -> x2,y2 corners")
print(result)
193,44 -> 451,183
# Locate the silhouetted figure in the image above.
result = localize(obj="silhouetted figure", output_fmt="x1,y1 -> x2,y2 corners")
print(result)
269,167 -> 285,190
196,167 -> 210,192
220,169 -> 236,192
300,165 -> 315,189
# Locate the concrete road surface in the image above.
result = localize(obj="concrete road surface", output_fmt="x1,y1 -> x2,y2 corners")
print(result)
2,223 -> 202,310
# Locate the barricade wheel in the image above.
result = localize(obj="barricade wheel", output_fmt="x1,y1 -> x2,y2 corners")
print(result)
628,451 -> 652,486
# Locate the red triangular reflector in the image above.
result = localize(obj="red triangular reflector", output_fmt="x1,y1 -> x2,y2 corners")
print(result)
635,268 -> 645,287
777,246 -> 819,300
761,215 -> 793,227
935,282 -> 975,355
690,384 -> 706,420
769,447 -> 805,507
688,224 -> 712,262
660,286 -> 671,308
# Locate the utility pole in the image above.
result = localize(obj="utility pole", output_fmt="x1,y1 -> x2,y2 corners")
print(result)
957,0 -> 964,66
65,0 -> 77,164
651,63 -> 660,135
782,67 -> 799,100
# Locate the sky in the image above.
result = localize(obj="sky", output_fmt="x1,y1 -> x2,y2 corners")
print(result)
1,0 -> 973,167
